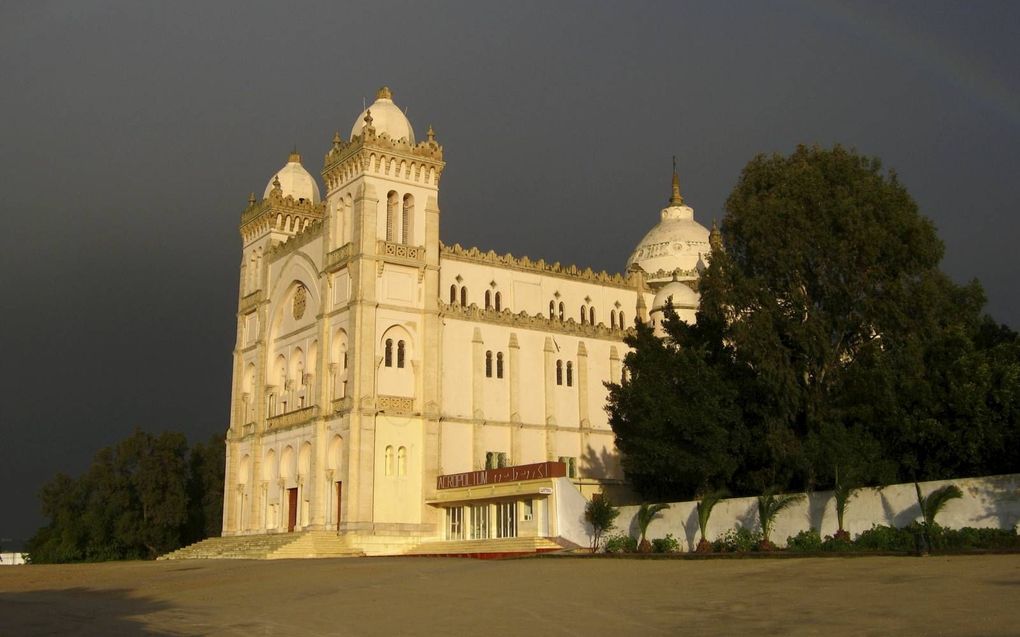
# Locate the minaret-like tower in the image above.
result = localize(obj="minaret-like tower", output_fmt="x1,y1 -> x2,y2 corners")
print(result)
319,87 -> 447,532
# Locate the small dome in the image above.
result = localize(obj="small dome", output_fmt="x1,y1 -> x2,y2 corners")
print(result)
651,280 -> 699,312
351,86 -> 416,144
264,152 -> 321,204
627,172 -> 710,283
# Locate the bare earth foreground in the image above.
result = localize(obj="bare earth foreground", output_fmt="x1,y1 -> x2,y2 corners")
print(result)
1,555 -> 1018,636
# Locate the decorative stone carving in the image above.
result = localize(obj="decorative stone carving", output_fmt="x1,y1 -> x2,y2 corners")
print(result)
439,242 -> 636,289
377,395 -> 414,414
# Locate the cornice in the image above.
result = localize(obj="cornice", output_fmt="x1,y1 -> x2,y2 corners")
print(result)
440,301 -> 631,342
439,242 -> 637,290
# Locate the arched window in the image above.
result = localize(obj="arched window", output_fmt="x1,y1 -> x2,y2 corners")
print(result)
611,312 -> 617,329
566,361 -> 574,387
485,350 -> 493,378
401,194 -> 413,244
450,284 -> 457,305
397,340 -> 406,368
343,350 -> 348,370
384,339 -> 393,367
580,307 -> 587,324
556,360 -> 563,386
385,445 -> 394,476
549,301 -> 555,319
386,191 -> 398,242
460,287 -> 468,307
589,307 -> 596,326
618,311 -> 626,329
485,290 -> 492,310
494,292 -> 502,312
496,352 -> 504,379
558,302 -> 564,321
397,446 -> 407,476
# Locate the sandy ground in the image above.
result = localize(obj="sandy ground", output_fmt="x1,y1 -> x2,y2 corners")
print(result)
0,554 -> 1018,636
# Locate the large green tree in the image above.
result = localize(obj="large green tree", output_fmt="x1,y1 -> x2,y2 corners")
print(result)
608,145 -> 1019,499
27,429 -> 225,563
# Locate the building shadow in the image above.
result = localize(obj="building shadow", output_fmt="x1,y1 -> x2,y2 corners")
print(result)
0,587 -> 177,636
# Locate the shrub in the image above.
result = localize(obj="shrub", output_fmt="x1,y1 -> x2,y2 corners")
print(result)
941,527 -> 1020,550
651,533 -> 681,553
786,529 -> 823,552
713,527 -> 762,552
603,533 -> 638,554
821,533 -> 854,552
853,524 -> 916,552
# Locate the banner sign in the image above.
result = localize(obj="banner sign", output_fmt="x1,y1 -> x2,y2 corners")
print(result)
436,461 -> 566,490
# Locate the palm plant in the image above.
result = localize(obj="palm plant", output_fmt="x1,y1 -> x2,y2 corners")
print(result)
757,488 -> 805,550
696,490 -> 728,552
832,466 -> 858,541
915,482 -> 963,554
636,503 -> 670,552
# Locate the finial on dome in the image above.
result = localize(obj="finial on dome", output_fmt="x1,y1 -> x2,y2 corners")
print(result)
364,109 -> 374,127
669,155 -> 684,206
376,86 -> 392,100
427,124 -> 435,143
289,146 -> 301,163
272,175 -> 282,193
333,131 -> 342,145
248,192 -> 256,206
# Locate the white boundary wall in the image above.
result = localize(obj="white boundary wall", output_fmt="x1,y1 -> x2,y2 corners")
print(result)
0,553 -> 27,566
612,474 -> 1020,550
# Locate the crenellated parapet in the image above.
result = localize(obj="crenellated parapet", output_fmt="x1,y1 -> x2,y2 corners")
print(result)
321,123 -> 445,192
440,302 -> 632,342
264,218 -> 323,264
239,180 -> 326,245
439,242 -> 638,290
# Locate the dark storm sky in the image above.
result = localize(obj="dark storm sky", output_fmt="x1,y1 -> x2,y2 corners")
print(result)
1,1 -> 1018,546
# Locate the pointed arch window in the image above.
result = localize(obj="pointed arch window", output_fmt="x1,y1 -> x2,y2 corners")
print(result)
397,340 -> 406,368
556,360 -> 563,386
397,446 -> 407,476
494,291 -> 502,312
485,290 -> 492,310
549,301 -> 555,320
558,302 -> 565,321
401,194 -> 413,244
580,307 -> 587,324
611,312 -> 617,329
386,191 -> 398,242
566,361 -> 574,387
589,307 -> 596,326
461,287 -> 468,307
618,311 -> 626,329
384,339 -> 393,367
385,445 -> 394,476
496,352 -> 504,379
485,350 -> 493,378
450,284 -> 457,305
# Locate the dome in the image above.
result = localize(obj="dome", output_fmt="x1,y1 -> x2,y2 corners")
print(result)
350,86 -> 416,144
651,280 -> 699,312
264,152 -> 321,204
626,172 -> 710,282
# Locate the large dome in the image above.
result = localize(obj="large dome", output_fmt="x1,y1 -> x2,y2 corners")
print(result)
264,152 -> 321,204
626,173 -> 710,283
350,86 -> 416,144
651,280 -> 699,312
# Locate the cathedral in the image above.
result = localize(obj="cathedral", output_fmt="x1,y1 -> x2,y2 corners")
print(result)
221,87 -> 713,555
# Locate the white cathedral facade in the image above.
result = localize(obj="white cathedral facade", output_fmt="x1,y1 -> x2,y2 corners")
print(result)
221,88 -> 714,554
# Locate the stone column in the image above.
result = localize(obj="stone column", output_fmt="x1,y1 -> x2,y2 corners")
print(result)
544,337 -> 556,461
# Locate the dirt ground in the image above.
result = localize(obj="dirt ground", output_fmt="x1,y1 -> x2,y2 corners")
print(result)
0,554 -> 1018,636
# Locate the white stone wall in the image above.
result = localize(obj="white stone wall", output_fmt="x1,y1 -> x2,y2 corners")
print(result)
612,474 -> 1020,550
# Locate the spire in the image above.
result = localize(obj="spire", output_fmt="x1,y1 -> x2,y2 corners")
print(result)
271,175 -> 282,195
363,108 -> 374,128
709,219 -> 723,252
289,146 -> 301,163
248,192 -> 256,207
376,86 -> 392,100
332,130 -> 342,147
669,155 -> 684,206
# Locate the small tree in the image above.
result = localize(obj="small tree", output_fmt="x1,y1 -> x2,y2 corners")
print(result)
832,466 -> 858,541
584,496 -> 619,553
757,488 -> 805,550
636,503 -> 670,552
915,482 -> 963,554
696,490 -> 728,552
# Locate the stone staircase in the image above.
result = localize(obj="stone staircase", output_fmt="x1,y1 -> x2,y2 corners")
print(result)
403,536 -> 569,558
158,531 -> 363,561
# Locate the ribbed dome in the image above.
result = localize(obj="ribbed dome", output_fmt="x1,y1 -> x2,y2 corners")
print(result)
627,172 -> 710,282
651,280 -> 699,312
351,86 -> 416,144
264,152 -> 321,204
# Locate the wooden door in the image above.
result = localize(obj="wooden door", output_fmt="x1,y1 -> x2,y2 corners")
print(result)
335,481 -> 343,532
287,488 -> 298,532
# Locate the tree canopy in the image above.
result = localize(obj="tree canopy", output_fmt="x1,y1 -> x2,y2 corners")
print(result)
608,145 -> 1020,500
27,429 -> 224,563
